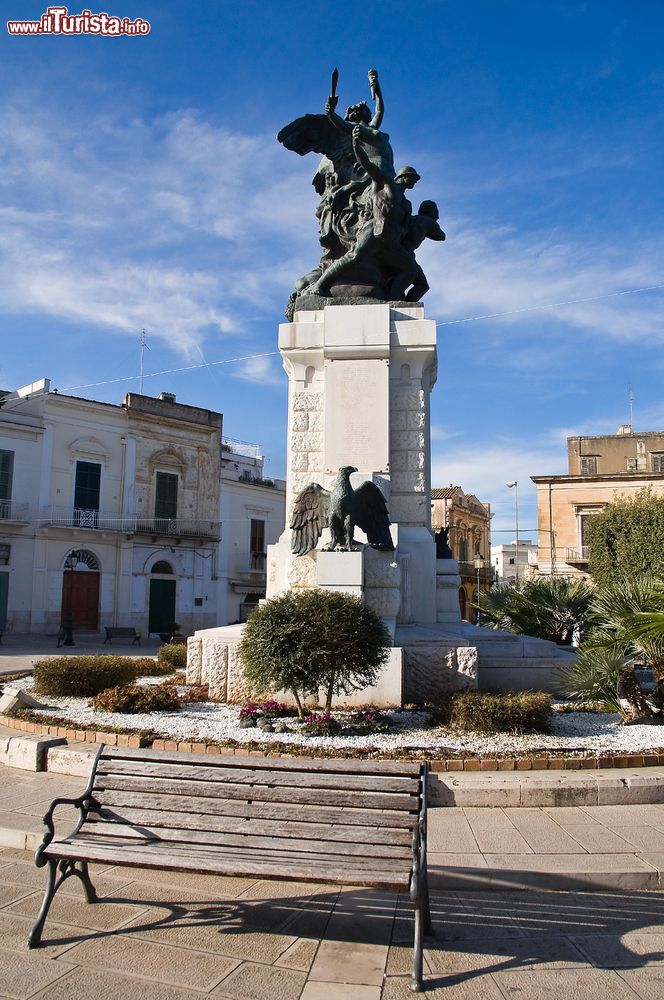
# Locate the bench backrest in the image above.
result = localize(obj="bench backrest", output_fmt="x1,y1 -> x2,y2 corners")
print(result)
81,747 -> 424,883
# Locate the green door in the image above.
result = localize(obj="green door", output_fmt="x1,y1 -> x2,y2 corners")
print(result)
149,578 -> 176,634
0,573 -> 8,630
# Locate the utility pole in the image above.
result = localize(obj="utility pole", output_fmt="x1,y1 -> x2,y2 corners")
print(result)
628,383 -> 635,425
139,328 -> 150,394
506,481 -> 519,581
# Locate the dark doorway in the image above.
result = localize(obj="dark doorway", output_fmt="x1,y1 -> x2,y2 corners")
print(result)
61,571 -> 100,630
149,578 -> 176,634
0,573 -> 8,630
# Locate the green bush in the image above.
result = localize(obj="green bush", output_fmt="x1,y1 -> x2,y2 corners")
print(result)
157,642 -> 187,671
239,589 -> 391,717
33,656 -> 137,697
446,691 -> 552,734
133,657 -> 174,677
90,682 -> 180,713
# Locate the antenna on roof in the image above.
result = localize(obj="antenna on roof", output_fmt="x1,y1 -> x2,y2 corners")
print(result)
139,328 -> 150,394
628,383 -> 635,425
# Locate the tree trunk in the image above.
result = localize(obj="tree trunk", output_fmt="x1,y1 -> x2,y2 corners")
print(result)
325,671 -> 335,712
291,688 -> 305,720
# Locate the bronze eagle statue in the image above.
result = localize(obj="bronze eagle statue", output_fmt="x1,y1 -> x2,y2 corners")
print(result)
290,465 -> 394,556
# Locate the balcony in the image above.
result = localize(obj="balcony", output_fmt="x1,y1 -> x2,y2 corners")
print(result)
40,507 -> 220,540
563,546 -> 590,565
0,499 -> 30,524
232,555 -> 267,593
459,562 -> 494,584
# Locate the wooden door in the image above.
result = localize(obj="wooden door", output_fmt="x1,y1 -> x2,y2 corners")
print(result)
61,572 -> 100,630
149,578 -> 176,634
0,573 -> 8,630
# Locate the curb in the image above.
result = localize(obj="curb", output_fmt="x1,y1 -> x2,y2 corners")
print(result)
3,712 -> 664,771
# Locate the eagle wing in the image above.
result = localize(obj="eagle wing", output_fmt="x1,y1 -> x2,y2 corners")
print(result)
352,481 -> 394,551
289,482 -> 331,556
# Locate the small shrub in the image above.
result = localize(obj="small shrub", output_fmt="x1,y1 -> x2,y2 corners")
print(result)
352,708 -> 390,733
157,643 -> 187,671
301,711 -> 342,737
260,699 -> 296,718
447,691 -> 552,734
133,657 -> 174,677
90,682 -> 180,714
180,684 -> 210,704
33,656 -> 137,697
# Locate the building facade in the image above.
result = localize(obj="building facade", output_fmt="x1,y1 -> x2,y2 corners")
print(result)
491,539 -> 538,584
217,438 -> 286,625
0,379 -> 222,636
532,424 -> 664,579
431,486 -> 493,621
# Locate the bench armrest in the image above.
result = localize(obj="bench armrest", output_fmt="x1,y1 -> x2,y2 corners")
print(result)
35,744 -> 105,866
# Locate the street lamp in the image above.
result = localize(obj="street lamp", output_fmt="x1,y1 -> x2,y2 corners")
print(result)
474,550 -> 485,625
62,553 -> 77,647
506,481 -> 520,582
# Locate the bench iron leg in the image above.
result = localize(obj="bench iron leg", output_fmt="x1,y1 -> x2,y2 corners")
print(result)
28,860 -> 98,948
411,887 -> 425,992
27,859 -> 57,948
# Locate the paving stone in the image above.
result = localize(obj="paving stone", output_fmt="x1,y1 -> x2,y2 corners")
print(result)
462,808 -> 533,854
503,808 -> 589,854
273,936 -> 319,972
564,824 -> 642,853
62,933 -> 240,989
428,809 -> 481,853
607,827 -> 664,851
542,807 -> 601,826
0,911 -> 88,958
382,974 -> 505,998
28,967 -> 206,1000
7,889 -> 151,932
572,931 -> 664,968
619,967 -> 664,999
0,861 -> 132,895
0,881 -> 39,907
301,983 -> 381,999
211,961 -> 306,999
0,944 -> 74,999
237,879 -> 327,900
424,933 -> 589,973
581,805 -> 664,827
123,907 -> 296,962
491,967 -> 644,999
308,939 -> 389,986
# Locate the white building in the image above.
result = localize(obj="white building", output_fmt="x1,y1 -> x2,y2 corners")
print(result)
217,438 -> 286,625
491,538 -> 538,584
0,379 -> 222,636
0,377 -> 287,637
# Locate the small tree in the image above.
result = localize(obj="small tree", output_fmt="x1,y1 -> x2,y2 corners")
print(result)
238,589 -> 391,717
586,487 -> 664,587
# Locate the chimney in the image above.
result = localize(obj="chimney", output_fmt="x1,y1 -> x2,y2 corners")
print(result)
159,392 -> 176,404
617,424 -> 633,436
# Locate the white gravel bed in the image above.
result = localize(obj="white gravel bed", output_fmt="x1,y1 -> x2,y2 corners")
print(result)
17,675 -> 664,755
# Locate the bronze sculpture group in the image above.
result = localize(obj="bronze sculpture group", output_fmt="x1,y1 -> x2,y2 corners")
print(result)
278,68 -> 445,320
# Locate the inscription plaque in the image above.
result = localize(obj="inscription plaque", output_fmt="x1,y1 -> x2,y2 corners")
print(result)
323,358 -> 389,473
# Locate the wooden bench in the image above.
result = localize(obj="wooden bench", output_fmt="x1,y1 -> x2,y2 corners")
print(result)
103,626 -> 141,646
28,746 -> 431,991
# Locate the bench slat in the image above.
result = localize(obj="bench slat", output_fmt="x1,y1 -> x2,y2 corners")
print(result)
44,838 -> 410,888
93,788 -> 416,829
96,760 -> 420,796
94,774 -> 416,812
84,811 -> 414,848
100,746 -> 422,777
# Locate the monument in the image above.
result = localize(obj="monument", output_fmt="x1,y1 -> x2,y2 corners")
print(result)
187,68 -> 575,705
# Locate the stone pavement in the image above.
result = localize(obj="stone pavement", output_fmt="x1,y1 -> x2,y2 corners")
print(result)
1,764 -> 664,997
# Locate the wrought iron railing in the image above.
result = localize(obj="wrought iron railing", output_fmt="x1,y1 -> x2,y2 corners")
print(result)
0,499 -> 30,521
41,507 -> 220,540
563,546 -> 590,564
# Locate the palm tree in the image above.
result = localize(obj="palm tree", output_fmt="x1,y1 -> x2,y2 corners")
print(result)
560,575 -> 664,708
478,576 -> 595,646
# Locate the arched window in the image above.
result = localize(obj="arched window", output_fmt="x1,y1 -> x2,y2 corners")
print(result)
151,560 -> 174,575
63,549 -> 100,572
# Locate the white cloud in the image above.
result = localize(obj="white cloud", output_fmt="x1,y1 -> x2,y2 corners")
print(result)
232,354 -> 284,386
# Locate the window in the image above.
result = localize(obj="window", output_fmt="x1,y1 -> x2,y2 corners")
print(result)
652,454 -> 664,473
0,450 -> 14,519
509,557 -> 515,565
627,458 -> 638,471
0,450 -> 14,500
580,456 -> 597,475
151,560 -> 174,574
250,518 -> 265,557
155,472 -> 178,519
74,461 -> 100,525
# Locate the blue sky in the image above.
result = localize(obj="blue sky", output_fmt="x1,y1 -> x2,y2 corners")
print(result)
1,1 -> 662,540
